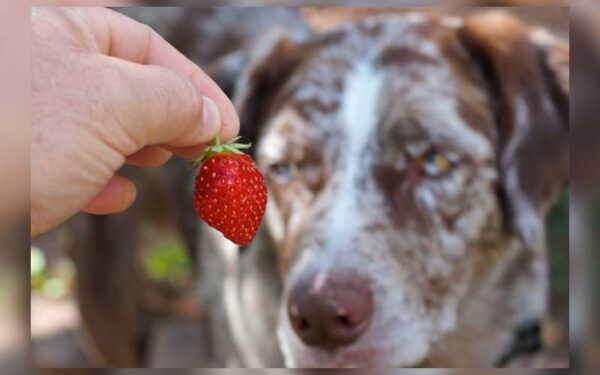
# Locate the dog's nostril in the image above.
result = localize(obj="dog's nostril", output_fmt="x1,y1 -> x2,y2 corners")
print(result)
292,316 -> 311,331
298,318 -> 310,331
336,315 -> 353,328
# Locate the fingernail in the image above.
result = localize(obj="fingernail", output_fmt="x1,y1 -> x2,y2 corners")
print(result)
201,95 -> 221,140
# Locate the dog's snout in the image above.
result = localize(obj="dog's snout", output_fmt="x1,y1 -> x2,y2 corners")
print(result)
287,268 -> 374,351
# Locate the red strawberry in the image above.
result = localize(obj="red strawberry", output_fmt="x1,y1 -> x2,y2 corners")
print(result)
193,136 -> 267,245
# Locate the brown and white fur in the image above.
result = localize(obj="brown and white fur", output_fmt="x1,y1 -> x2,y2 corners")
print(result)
198,10 -> 568,368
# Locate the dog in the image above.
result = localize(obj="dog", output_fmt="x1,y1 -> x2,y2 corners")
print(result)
197,10 -> 569,368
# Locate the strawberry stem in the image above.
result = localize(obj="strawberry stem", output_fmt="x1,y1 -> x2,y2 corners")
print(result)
191,135 -> 252,168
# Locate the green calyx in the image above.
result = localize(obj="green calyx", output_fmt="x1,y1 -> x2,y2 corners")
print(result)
192,135 -> 252,168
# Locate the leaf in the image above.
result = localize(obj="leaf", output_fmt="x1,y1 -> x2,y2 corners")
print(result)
229,143 -> 252,149
227,136 -> 242,144
224,145 -> 243,154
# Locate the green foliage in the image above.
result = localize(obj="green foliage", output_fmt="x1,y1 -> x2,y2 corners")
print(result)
31,246 -> 75,299
143,239 -> 191,287
30,247 -> 46,288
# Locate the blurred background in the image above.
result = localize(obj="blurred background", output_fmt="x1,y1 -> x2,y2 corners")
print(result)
0,0 -> 597,372
35,369 -> 580,375
25,6 -> 570,369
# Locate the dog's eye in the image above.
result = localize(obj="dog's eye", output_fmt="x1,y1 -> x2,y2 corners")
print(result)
268,161 -> 294,182
417,151 -> 455,177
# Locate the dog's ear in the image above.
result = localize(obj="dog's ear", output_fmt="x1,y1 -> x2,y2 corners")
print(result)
459,12 -> 569,252
232,29 -> 306,155
202,33 -> 299,100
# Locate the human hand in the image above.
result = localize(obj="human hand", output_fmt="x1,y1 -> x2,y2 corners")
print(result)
31,7 -> 240,236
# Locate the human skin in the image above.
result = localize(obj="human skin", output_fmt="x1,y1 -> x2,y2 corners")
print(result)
31,7 -> 240,236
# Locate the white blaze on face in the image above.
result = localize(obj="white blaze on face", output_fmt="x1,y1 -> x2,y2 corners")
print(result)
278,61 -> 395,367
321,61 -> 385,253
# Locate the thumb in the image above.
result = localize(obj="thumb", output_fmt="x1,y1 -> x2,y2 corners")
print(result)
78,7 -> 240,155
96,56 -> 226,155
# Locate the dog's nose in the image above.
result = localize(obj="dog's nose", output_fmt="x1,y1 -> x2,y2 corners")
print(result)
287,268 -> 374,351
